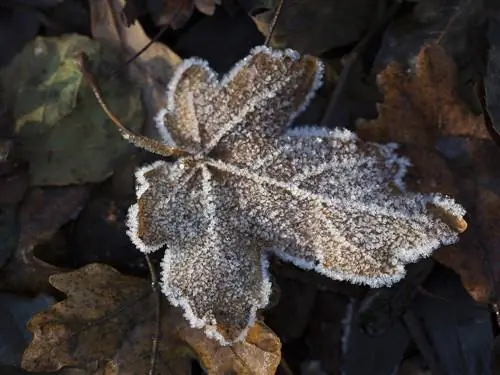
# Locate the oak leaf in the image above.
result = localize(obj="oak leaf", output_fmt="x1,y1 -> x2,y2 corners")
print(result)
358,43 -> 497,302
22,263 -> 281,375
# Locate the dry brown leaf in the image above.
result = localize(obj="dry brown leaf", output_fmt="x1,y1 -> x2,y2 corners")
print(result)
358,43 -> 499,302
359,44 -> 489,145
0,186 -> 88,293
22,263 -> 281,375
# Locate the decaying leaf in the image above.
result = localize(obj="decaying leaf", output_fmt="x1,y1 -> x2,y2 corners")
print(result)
0,186 -> 88,293
0,34 -> 142,185
123,0 -> 221,29
120,46 -> 466,344
358,43 -> 498,302
22,263 -> 281,375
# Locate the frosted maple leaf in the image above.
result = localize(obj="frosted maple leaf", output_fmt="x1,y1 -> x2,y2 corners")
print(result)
121,46 -> 466,344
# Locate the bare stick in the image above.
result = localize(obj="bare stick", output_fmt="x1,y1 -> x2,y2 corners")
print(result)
75,53 -> 189,158
264,0 -> 285,47
125,25 -> 169,66
144,254 -> 161,375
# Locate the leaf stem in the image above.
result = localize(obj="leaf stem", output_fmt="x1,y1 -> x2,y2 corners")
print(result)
75,53 -> 189,158
265,0 -> 285,47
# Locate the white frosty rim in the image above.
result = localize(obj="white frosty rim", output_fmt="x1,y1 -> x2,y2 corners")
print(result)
160,248 -> 273,345
125,161 -> 169,254
126,44 -> 467,345
154,45 -> 325,150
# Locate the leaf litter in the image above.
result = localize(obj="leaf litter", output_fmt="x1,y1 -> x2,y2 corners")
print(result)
358,42 -> 499,303
0,0 -> 498,374
22,263 -> 280,375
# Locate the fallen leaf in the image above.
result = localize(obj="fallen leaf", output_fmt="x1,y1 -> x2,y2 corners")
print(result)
373,0 -> 484,74
358,43 -> 498,302
125,45 -> 464,344
248,0 -> 380,54
0,34 -> 143,185
122,0 -> 221,29
0,293 -> 54,366
22,263 -> 281,375
90,0 -> 181,140
0,186 -> 88,293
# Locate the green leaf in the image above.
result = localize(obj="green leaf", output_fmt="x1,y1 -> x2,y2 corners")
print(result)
0,34 -> 142,185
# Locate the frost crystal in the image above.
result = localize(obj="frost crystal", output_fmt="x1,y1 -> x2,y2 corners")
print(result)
124,46 -> 466,344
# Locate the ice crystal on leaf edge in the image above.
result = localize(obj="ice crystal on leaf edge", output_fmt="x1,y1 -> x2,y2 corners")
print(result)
123,45 -> 466,345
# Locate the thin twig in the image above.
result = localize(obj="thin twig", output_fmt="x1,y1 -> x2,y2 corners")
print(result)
75,53 -> 189,158
264,0 -> 285,47
125,25 -> 169,66
320,0 -> 402,127
144,254 -> 161,375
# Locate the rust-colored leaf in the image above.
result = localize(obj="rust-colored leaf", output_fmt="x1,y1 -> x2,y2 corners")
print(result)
358,43 -> 499,302
22,263 -> 281,375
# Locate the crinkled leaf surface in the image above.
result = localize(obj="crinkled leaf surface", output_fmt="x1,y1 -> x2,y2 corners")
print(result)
0,34 -> 142,185
125,46 -> 466,344
22,263 -> 281,375
358,43 -> 497,302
